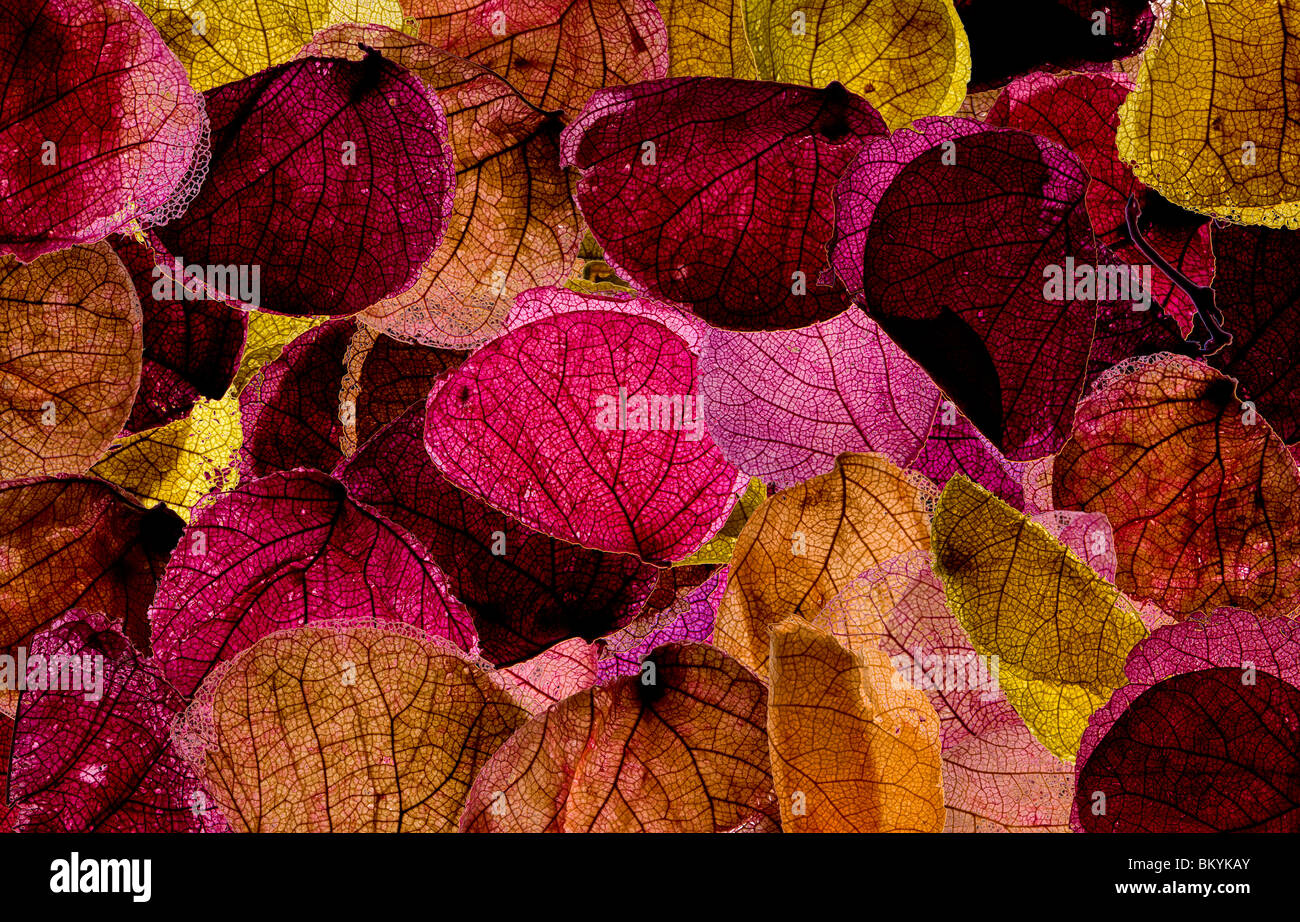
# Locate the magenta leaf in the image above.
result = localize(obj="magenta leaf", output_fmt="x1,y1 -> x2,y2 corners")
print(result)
561,77 -> 887,330
239,318 -> 355,477
153,51 -> 455,316
112,236 -> 248,434
595,564 -> 725,682
496,287 -> 709,355
337,405 -> 661,665
832,119 -> 1100,459
700,310 -> 940,488
2,611 -> 221,832
0,0 -> 208,261
424,304 -> 748,563
148,469 -> 476,696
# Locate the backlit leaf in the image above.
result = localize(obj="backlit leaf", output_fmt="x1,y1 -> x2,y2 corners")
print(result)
181,621 -> 526,831
767,619 -> 944,832
0,0 -> 208,260
745,0 -> 971,130
931,475 -> 1148,759
714,452 -> 932,676
1054,354 -> 1300,619
460,643 -> 773,832
1117,0 -> 1300,228
658,0 -> 756,78
149,469 -> 476,696
561,77 -> 887,330
1,245 -> 143,479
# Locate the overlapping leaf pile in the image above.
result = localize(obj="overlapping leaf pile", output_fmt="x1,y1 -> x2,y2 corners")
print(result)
1,0 -> 1297,833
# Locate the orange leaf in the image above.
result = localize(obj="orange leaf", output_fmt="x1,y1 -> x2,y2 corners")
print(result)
181,622 -> 528,832
768,619 -> 944,832
714,452 -> 932,675
460,643 -> 774,831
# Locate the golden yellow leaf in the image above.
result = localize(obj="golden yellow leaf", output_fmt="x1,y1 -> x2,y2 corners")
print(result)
1118,0 -> 1300,228
714,453 -> 932,675
659,0 -> 757,78
930,476 -> 1148,760
768,619 -> 944,832
744,0 -> 970,130
181,622 -> 528,832
135,0 -> 409,92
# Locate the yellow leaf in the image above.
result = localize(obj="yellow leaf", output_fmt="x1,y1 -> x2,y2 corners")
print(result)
930,476 -> 1148,760
768,619 -> 944,832
1118,0 -> 1300,228
659,0 -> 757,78
181,622 -> 528,832
135,0 -> 409,92
744,0 -> 970,130
714,453 -> 932,675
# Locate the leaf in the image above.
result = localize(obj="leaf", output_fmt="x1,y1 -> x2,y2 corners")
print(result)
0,477 -> 182,652
1208,224 -> 1300,442
1,244 -> 143,479
1075,667 -> 1300,832
423,305 -> 747,563
595,565 -> 727,681
930,475 -> 1149,760
830,119 -> 1100,459
1054,354 -> 1300,619
459,643 -> 773,832
658,0 -> 756,78
560,77 -> 887,330
954,0 -> 1156,91
492,286 -> 710,354
180,621 -> 527,832
239,318 -> 355,477
399,0 -> 669,118
153,53 -> 456,317
986,72 -> 1214,336
148,469 -> 476,697
714,452 -> 932,676
136,0 -> 408,92
1117,0 -> 1300,227
911,401 -> 1029,510
744,0 -> 971,130
304,25 -> 583,348
0,0 -> 208,260
818,552 -> 1074,831
1,611 -> 220,832
767,619 -> 944,831
496,637 -> 600,714
337,404 -> 659,665
699,310 -> 941,489
346,324 -> 466,448
1075,607 -> 1300,829
112,236 -> 249,434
